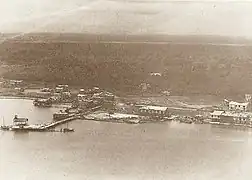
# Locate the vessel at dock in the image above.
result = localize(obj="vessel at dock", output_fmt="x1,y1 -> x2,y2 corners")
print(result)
33,98 -> 52,107
53,110 -> 70,121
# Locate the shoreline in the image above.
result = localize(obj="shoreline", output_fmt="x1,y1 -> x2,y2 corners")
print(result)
0,95 -> 35,100
1,88 -> 251,129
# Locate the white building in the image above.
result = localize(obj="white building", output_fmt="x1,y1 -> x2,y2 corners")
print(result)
210,110 -> 225,120
139,105 -> 169,116
210,110 -> 252,124
150,72 -> 162,76
77,94 -> 87,101
228,101 -> 249,112
13,115 -> 28,126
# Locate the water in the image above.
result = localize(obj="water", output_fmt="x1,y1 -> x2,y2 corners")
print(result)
1,98 -> 252,180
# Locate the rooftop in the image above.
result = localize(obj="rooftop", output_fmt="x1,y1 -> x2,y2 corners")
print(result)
210,110 -> 225,116
36,99 -> 50,102
78,94 -> 87,97
13,117 -> 28,122
229,101 -> 249,106
150,72 -> 162,76
140,105 -> 168,111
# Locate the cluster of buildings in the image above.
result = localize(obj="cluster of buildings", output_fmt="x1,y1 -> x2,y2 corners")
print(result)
76,87 -> 115,110
38,84 -> 72,103
210,96 -> 252,125
0,79 -> 25,93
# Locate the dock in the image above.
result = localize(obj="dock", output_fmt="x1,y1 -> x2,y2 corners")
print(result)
0,114 -> 80,132
42,115 -> 80,129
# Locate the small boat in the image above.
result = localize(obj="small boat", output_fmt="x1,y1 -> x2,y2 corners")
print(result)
0,125 -> 9,130
0,117 -> 9,130
60,128 -> 74,132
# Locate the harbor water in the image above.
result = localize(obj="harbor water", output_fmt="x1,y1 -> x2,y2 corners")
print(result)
1,98 -> 252,180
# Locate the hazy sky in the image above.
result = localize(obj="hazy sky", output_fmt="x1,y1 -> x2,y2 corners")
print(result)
0,0 -> 252,37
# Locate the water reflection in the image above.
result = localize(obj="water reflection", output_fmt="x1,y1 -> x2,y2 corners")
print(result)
12,131 -> 30,140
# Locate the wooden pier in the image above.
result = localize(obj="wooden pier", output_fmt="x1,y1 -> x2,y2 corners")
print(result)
42,115 -> 80,129
0,114 -> 81,132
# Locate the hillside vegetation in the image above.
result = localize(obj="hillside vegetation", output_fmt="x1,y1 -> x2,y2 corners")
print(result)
1,34 -> 252,96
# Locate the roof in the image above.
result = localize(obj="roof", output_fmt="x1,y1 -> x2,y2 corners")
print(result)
57,84 -> 68,87
221,111 -> 237,117
150,72 -> 162,76
236,113 -> 250,118
13,118 -> 28,122
36,99 -> 50,102
211,110 -> 224,116
54,112 -> 68,115
139,105 -> 168,111
78,94 -> 87,97
10,80 -> 23,83
229,101 -> 249,106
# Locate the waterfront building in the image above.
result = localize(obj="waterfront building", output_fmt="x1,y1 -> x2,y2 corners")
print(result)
138,105 -> 169,117
13,115 -> 28,126
228,101 -> 249,112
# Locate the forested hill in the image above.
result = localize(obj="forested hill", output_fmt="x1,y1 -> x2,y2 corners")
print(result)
1,33 -> 252,96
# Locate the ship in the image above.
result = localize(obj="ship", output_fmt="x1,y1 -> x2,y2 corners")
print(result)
60,127 -> 74,132
33,98 -> 52,107
53,110 -> 69,121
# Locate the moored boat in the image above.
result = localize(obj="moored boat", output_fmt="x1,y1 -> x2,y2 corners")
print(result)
53,110 -> 69,121
33,98 -> 52,107
60,128 -> 74,132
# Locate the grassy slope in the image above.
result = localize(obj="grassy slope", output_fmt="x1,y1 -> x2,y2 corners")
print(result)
1,33 -> 252,96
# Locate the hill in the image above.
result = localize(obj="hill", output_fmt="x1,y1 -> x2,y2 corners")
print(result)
1,33 -> 252,96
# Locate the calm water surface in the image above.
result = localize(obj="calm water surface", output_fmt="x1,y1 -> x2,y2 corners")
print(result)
1,98 -> 252,180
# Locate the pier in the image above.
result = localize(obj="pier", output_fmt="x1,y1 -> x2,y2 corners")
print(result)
42,115 -> 80,129
1,114 -> 81,132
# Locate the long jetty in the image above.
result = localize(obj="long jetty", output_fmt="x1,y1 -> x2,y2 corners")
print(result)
42,115 -> 80,129
0,114 -> 81,132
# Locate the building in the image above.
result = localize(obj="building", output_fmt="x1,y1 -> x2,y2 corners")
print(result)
13,115 -> 28,126
228,101 -> 249,112
55,84 -> 69,93
234,113 -> 251,124
150,72 -> 162,76
40,88 -> 52,93
210,110 -> 252,124
77,94 -> 88,102
210,110 -> 225,120
33,98 -> 52,107
3,80 -> 24,88
79,89 -> 86,94
138,105 -> 169,117
14,87 -> 25,94
10,80 -> 23,87
140,82 -> 151,92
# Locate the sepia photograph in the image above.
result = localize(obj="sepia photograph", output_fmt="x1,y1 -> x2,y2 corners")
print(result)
1,0 -> 252,180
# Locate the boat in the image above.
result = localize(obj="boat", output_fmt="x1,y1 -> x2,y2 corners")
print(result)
60,121 -> 74,132
33,98 -> 52,107
0,117 -> 9,130
0,125 -> 9,130
53,110 -> 69,121
60,128 -> 74,132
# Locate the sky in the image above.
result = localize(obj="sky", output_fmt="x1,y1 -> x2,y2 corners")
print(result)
0,0 -> 252,37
